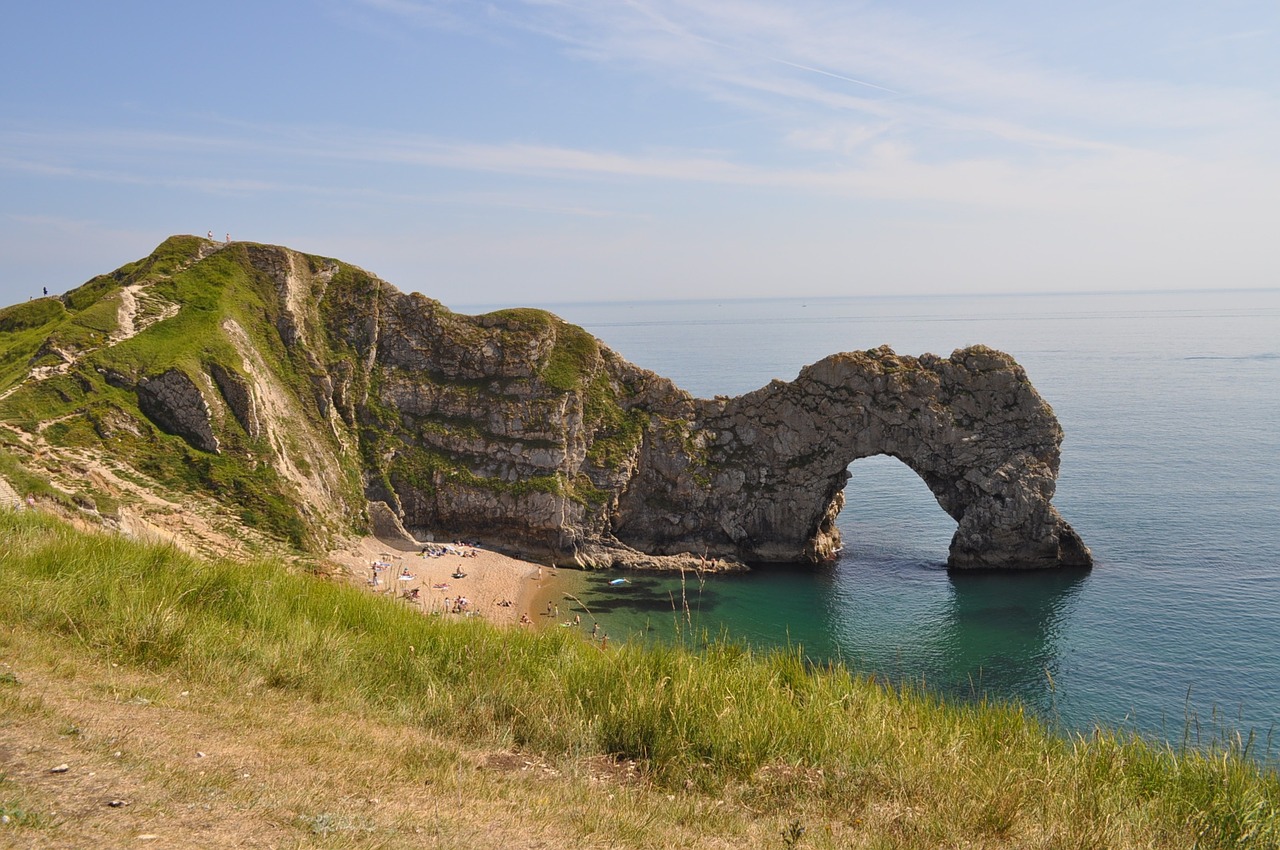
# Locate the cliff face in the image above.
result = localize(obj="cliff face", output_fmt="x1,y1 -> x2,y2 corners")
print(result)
0,237 -> 1091,569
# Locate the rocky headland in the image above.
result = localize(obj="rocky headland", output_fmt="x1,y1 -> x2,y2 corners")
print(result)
0,236 -> 1090,570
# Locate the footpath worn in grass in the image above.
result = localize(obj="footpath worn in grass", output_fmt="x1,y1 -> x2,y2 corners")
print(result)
2,509 -> 1278,848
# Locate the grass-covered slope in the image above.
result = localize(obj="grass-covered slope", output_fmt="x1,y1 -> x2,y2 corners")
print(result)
2,507 -> 1277,848
0,237 -> 372,550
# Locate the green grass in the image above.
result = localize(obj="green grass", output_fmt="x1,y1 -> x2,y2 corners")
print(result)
43,292 -> 120,354
0,298 -> 66,334
0,237 -> 213,392
92,249 -> 249,380
540,320 -> 600,392
0,796 -> 50,830
478,307 -> 557,336
0,300 -> 68,394
1,507 -> 1278,847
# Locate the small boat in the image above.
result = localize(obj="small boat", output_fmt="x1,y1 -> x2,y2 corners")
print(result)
608,578 -> 629,586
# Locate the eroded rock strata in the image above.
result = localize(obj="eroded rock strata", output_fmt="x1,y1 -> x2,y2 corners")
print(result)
302,246 -> 1088,570
9,238 -> 1091,570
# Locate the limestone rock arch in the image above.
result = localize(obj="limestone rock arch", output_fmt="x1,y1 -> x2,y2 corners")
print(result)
613,345 -> 1092,570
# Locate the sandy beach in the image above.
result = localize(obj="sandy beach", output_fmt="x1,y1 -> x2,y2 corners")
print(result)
326,534 -> 566,628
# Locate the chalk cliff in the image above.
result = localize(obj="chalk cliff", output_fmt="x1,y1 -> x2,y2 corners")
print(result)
0,237 -> 1091,570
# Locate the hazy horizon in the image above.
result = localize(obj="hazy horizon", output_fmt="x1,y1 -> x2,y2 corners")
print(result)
4,229 -> 1278,314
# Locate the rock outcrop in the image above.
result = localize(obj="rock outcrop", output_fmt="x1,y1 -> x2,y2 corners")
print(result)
136,368 -> 219,454
210,362 -> 261,440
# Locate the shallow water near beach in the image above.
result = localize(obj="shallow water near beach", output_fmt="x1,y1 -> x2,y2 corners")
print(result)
460,289 -> 1280,748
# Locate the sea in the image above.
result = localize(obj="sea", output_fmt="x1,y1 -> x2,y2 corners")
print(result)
458,289 -> 1280,750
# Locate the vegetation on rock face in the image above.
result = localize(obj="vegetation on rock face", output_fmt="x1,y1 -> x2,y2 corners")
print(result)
0,508 -> 1276,848
540,319 -> 601,392
390,446 -> 566,509
583,373 -> 646,469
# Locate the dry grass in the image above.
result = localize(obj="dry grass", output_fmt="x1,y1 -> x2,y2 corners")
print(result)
2,508 -> 1279,848
0,635 -> 808,849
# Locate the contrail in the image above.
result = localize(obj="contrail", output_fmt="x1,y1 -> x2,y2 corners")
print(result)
765,55 -> 898,95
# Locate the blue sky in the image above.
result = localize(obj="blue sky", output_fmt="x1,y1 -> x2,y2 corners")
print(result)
2,1 -> 1278,307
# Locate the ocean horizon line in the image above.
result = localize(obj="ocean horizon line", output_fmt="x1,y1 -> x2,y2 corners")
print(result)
451,285 -> 1280,314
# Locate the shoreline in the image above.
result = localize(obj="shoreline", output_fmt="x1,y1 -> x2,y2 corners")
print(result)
528,564 -> 590,628
326,534 -> 549,627
327,534 -> 613,640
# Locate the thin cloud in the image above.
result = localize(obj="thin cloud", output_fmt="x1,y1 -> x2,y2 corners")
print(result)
6,118 -> 1276,218
0,136 -> 642,217
354,0 -> 1279,156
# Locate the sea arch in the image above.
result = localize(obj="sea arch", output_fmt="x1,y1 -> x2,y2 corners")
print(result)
613,345 -> 1092,570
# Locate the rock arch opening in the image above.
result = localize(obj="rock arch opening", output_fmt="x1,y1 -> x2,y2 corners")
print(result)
838,454 -> 958,564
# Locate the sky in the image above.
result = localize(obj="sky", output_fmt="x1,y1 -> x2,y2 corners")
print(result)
2,0 -> 1278,308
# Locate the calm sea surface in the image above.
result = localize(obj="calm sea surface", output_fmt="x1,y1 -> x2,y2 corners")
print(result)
459,290 -> 1280,747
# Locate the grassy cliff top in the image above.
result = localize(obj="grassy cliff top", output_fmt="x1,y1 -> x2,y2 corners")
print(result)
1,506 -> 1276,848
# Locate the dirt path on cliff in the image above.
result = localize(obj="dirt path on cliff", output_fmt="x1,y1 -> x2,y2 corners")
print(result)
0,630 -> 654,850
0,471 -> 21,508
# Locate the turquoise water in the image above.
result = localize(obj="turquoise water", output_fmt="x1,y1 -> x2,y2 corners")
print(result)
462,290 -> 1280,744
